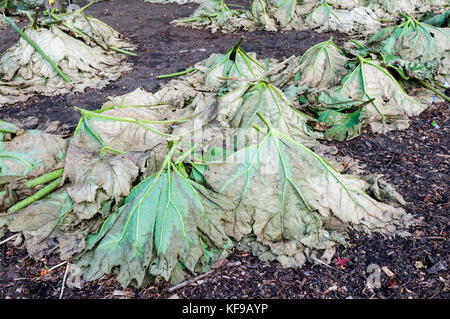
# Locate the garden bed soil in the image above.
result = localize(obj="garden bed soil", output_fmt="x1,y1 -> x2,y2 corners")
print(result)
0,0 -> 448,299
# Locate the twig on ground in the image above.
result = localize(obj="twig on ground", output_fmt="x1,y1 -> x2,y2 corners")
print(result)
0,234 -> 19,245
168,270 -> 214,292
59,263 -> 70,299
166,260 -> 242,293
48,260 -> 67,272
312,257 -> 348,275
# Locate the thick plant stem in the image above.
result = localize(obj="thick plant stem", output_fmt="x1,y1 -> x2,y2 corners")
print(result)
3,16 -> 71,83
25,168 -> 64,189
108,45 -> 136,56
32,7 -> 39,30
417,79 -> 450,103
0,127 -> 16,134
157,67 -> 197,79
9,177 -> 62,213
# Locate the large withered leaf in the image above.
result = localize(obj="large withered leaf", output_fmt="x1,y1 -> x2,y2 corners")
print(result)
71,152 -> 232,288
0,188 -> 79,260
171,0 -> 252,33
269,0 -> 301,28
65,105 -> 172,219
205,115 -> 412,256
0,19 -> 132,106
0,128 -> 67,178
218,80 -> 320,145
56,9 -> 136,52
365,0 -> 447,18
368,17 -> 450,82
203,42 -> 266,91
249,0 -> 278,31
305,1 -> 381,35
336,57 -> 426,133
293,37 -> 349,90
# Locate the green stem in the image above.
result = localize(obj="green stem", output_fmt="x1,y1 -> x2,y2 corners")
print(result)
417,79 -> 450,103
157,67 -> 197,79
0,127 -> 16,134
25,168 -> 64,189
108,45 -> 136,56
351,39 -> 366,49
31,7 -> 39,30
3,16 -> 71,83
9,177 -> 62,213
80,1 -> 96,13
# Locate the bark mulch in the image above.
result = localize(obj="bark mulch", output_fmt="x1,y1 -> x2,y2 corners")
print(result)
0,0 -> 448,299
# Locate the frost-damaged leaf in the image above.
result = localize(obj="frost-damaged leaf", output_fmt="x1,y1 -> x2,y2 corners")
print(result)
218,80 -> 321,145
55,9 -> 136,53
368,16 -> 450,82
65,105 -> 172,219
0,128 -> 67,178
65,86 -> 216,219
171,0 -> 252,34
305,1 -> 381,35
248,0 -> 305,31
364,0 -> 447,18
0,15 -> 133,106
336,56 -> 426,133
205,113 -> 412,262
268,0 -> 302,28
0,124 -> 67,211
0,186 -> 111,260
0,188 -> 77,260
198,39 -> 266,90
71,148 -> 232,287
422,10 -> 450,28
288,37 -> 349,90
249,0 -> 278,31
316,109 -> 362,141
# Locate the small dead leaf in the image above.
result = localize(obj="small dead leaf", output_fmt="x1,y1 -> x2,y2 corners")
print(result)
415,261 -> 426,269
381,266 -> 395,277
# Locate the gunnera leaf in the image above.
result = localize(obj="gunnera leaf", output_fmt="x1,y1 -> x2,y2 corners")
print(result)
197,39 -> 266,91
205,112 -> 412,264
171,0 -> 252,33
218,80 -> 321,146
305,1 -> 382,35
316,109 -> 363,141
64,106 -> 169,220
248,0 -> 278,31
336,56 -> 426,133
364,0 -> 447,18
284,37 -> 349,91
421,10 -> 450,28
306,90 -> 366,141
268,0 -> 302,29
0,10 -> 134,106
0,187 -> 74,259
64,83 -> 218,220
55,8 -> 136,53
70,147 -> 232,288
0,124 -> 67,211
0,126 -> 67,178
368,16 -> 450,82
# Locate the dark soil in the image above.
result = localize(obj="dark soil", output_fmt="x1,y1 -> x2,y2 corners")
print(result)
0,0 -> 448,299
